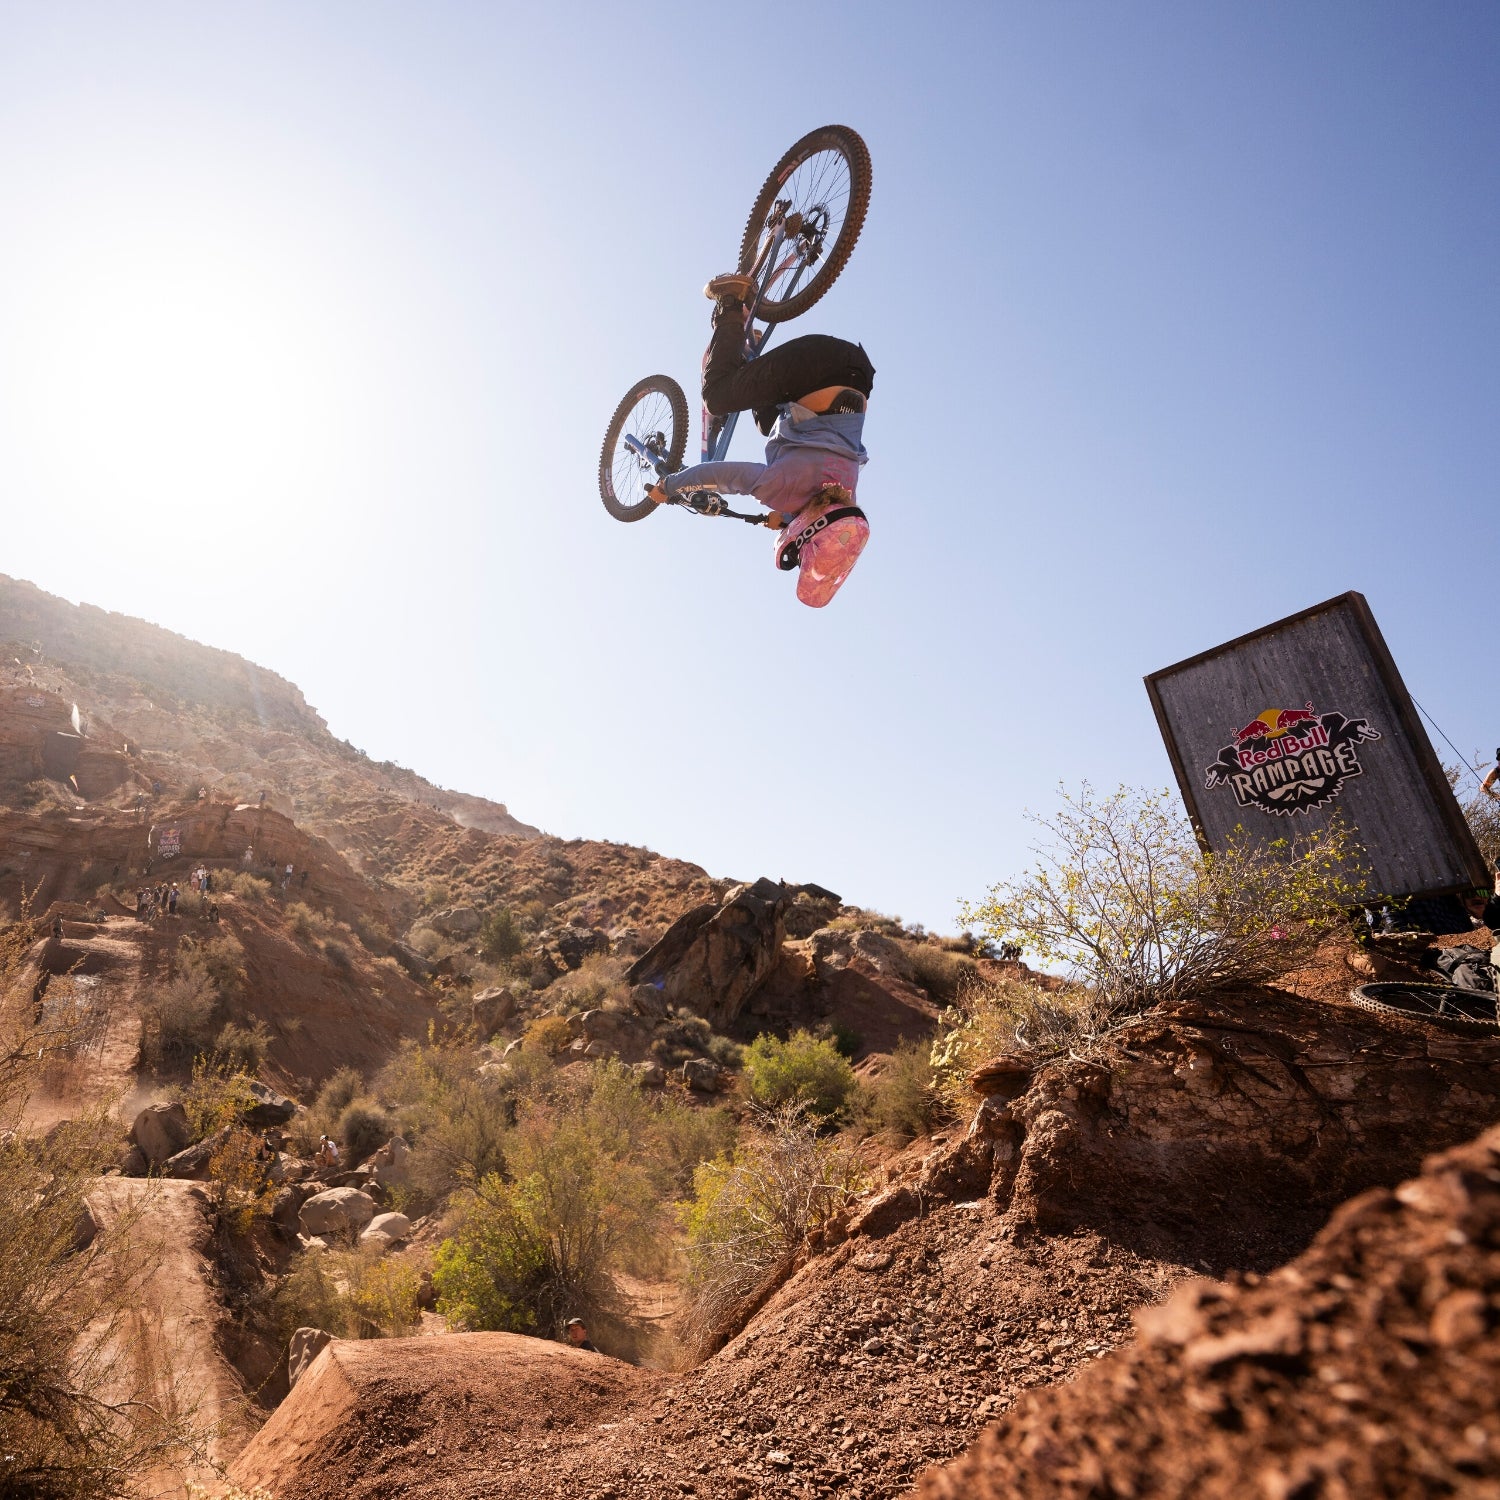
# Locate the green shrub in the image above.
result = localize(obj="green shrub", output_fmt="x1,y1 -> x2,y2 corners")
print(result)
707,1034 -> 744,1069
212,1018 -> 271,1075
479,907 -> 526,963
322,939 -> 353,973
683,1105 -> 864,1346
858,1037 -> 947,1140
434,1090 -> 657,1335
743,1030 -> 857,1118
145,969 -> 217,1064
338,1100 -> 394,1163
227,872 -> 270,902
523,1015 -> 574,1056
903,943 -> 979,1004
961,784 -> 1368,1024
273,1246 -> 420,1342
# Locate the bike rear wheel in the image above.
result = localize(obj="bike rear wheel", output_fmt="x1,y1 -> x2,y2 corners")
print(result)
1348,981 -> 1500,1032
738,124 -> 872,323
598,375 -> 689,522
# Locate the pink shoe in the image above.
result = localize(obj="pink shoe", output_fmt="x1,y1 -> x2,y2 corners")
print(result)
775,500 -> 869,608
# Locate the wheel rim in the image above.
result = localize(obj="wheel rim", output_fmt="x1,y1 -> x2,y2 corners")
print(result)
749,146 -> 856,309
606,386 -> 679,507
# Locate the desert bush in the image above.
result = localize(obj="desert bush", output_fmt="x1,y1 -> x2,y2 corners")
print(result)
272,1246 -> 420,1344
212,1017 -> 271,1075
183,1054 -> 263,1138
479,906 -> 527,963
434,1085 -> 657,1335
1457,770 -> 1500,872
742,1030 -> 857,1118
707,1034 -> 745,1069
523,1015 -> 574,1056
322,938 -> 353,973
0,916 -> 201,1492
961,784 -> 1368,1026
286,901 -> 332,942
544,953 -> 630,1013
144,968 -> 217,1064
207,1126 -> 278,1235
226,871 -> 270,902
407,925 -> 443,958
930,977 -> 1119,1111
858,1037 -> 948,1140
180,932 -> 247,1002
682,1105 -> 865,1347
337,1099 -> 394,1163
287,1065 -> 364,1155
902,942 -> 979,1004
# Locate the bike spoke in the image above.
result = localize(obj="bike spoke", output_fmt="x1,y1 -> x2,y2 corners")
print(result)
752,147 -> 853,305
608,389 -> 675,503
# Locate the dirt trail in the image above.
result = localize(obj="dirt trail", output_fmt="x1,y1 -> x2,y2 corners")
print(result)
17,915 -> 150,1132
90,1178 -> 256,1497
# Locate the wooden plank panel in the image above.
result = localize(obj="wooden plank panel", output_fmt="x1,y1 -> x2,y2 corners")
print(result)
1145,592 -> 1487,899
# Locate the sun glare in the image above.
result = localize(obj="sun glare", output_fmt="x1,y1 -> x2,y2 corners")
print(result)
12,216 -> 358,532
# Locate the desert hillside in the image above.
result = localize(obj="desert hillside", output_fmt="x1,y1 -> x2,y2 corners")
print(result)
3,576 -> 1499,1500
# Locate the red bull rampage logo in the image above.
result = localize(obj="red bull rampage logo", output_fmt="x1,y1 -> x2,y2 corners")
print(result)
1204,701 -> 1381,816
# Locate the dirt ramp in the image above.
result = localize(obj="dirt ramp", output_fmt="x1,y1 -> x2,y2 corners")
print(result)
230,1332 -> 666,1499
917,1123 -> 1500,1499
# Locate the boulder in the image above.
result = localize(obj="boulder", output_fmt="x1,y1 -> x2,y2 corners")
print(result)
625,877 -> 790,1029
116,1144 -> 148,1177
471,985 -> 518,1038
629,983 -> 668,1020
130,1102 -> 192,1167
240,1080 -> 297,1128
681,1058 -> 723,1094
632,1060 -> 666,1088
69,1202 -> 100,1253
363,1135 -> 411,1188
808,926 -> 914,980
390,942 -> 432,980
969,1055 -> 1035,1100
429,906 -> 481,938
288,1327 -> 333,1387
536,926 -> 610,973
160,1128 -> 229,1181
359,1211 -> 411,1251
298,1187 -> 377,1238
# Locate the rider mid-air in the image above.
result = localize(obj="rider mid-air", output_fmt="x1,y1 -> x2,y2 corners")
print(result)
600,125 -> 874,608
647,272 -> 874,608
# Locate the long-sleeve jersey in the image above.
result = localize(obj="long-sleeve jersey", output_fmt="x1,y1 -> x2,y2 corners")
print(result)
662,403 -> 868,517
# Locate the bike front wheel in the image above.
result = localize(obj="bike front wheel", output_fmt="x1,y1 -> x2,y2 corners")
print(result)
739,124 -> 872,323
598,374 -> 689,522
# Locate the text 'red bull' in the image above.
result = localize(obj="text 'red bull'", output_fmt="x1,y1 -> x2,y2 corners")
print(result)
1236,722 -> 1329,770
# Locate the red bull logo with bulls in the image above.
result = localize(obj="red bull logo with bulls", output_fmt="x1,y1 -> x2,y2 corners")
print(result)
1205,700 -> 1381,815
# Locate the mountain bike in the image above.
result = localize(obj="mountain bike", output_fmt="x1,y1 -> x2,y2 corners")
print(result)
598,124 -> 872,524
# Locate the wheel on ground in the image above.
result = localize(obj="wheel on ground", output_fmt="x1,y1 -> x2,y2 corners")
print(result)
598,375 -> 689,522
738,124 -> 872,323
1348,981 -> 1500,1031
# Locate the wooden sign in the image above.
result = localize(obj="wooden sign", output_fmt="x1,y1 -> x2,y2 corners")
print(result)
1145,591 -> 1487,900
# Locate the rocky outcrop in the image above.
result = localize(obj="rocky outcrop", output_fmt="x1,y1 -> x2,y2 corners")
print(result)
899,988 -> 1500,1268
241,1079 -> 297,1128
917,1122 -> 1500,1499
130,1102 -> 193,1167
427,906 -> 481,938
299,1187 -> 378,1239
625,877 -> 790,1029
287,1327 -> 333,1388
471,985 -> 518,1038
359,1211 -> 411,1252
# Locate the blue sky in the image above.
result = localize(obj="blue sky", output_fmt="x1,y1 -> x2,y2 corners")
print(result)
0,3 -> 1495,928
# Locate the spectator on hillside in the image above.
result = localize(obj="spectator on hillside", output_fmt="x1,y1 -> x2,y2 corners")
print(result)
207,900 -> 221,924
242,847 -> 254,868
203,870 -> 213,894
282,863 -> 294,890
564,1318 -> 597,1353
168,884 -> 179,916
315,1135 -> 340,1170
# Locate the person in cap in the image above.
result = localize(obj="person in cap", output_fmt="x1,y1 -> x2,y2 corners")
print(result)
646,272 -> 873,609
564,1317 -> 596,1353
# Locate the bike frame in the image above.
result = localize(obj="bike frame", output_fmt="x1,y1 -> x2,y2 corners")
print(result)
619,208 -> 823,523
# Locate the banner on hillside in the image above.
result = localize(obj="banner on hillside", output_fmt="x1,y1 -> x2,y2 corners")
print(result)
157,827 -> 182,859
1145,591 -> 1488,900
